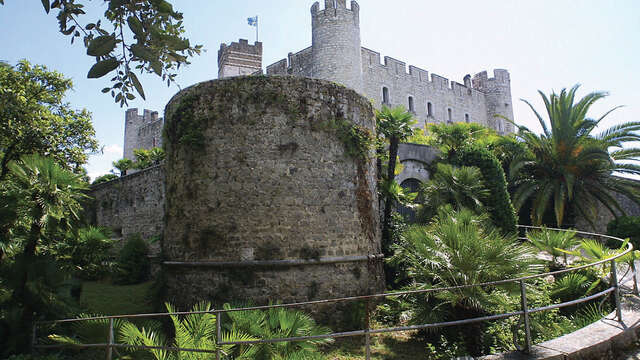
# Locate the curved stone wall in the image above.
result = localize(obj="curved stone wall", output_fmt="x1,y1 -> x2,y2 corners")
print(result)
162,76 -> 384,308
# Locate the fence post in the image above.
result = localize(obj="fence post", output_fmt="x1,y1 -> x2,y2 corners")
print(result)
365,300 -> 371,360
519,280 -> 532,353
106,318 -> 114,360
611,259 -> 623,322
216,312 -> 221,360
631,258 -> 639,296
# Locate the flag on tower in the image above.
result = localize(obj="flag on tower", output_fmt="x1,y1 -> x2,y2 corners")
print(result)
248,16 -> 258,27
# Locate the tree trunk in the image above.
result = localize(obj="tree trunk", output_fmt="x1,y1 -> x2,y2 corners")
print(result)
13,221 -> 41,353
382,137 -> 399,255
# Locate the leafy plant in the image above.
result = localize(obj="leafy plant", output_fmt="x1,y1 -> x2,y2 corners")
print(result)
418,163 -> 489,222
527,227 -> 579,266
376,105 -> 416,259
223,303 -> 333,360
91,174 -> 118,185
391,206 -> 540,355
550,273 -> 594,303
114,234 -> 150,285
112,158 -> 134,176
54,227 -> 116,280
120,301 -> 255,360
0,60 -> 98,180
10,0 -> 205,106
509,85 -> 640,228
452,144 -> 517,234
607,215 -> 640,250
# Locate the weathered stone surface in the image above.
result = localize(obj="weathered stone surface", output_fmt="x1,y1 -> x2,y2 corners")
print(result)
162,75 -> 384,308
88,164 -> 164,255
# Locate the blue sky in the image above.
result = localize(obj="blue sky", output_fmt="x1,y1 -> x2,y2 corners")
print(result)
1,1 -> 639,179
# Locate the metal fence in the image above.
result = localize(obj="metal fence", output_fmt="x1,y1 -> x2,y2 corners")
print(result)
33,226 -> 638,359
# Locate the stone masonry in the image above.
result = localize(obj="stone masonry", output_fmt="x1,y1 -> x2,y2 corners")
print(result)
161,76 -> 384,308
217,39 -> 263,79
266,0 -> 515,135
123,108 -> 163,161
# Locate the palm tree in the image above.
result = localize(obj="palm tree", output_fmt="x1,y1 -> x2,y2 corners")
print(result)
418,163 -> 490,222
120,302 -> 256,360
113,158 -> 134,176
223,303 -> 333,360
7,154 -> 88,351
376,105 -> 416,254
510,85 -> 640,228
390,206 -> 539,355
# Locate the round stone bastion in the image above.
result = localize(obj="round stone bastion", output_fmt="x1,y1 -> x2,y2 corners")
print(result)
162,76 -> 384,309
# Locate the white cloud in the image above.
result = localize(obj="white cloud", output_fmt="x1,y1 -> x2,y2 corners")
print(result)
103,144 -> 123,156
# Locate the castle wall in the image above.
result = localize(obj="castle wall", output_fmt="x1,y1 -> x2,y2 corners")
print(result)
361,48 -> 490,129
218,39 -> 263,79
162,76 -> 384,308
89,165 -> 164,255
123,108 -> 163,161
574,186 -> 640,235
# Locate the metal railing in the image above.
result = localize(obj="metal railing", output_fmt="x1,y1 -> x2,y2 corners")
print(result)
33,226 -> 637,359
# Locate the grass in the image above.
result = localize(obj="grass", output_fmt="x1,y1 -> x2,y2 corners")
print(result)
80,280 -> 154,315
322,332 -> 426,359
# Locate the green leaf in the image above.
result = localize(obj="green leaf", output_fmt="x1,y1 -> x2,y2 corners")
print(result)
127,16 -> 144,37
128,72 -> 145,100
41,0 -> 50,13
151,61 -> 162,76
109,0 -> 125,11
126,93 -> 135,100
87,58 -> 120,79
130,44 -> 155,62
87,35 -> 117,56
101,87 -> 111,93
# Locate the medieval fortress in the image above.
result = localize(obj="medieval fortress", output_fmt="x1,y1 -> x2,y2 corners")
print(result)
92,1 -> 637,307
123,0 -> 514,162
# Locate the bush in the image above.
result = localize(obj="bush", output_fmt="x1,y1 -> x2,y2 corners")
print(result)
58,227 -> 115,281
113,234 -> 150,285
607,215 -> 640,250
451,144 -> 517,234
90,174 -> 118,185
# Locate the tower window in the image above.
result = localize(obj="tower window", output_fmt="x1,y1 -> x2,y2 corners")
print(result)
427,102 -> 433,117
382,87 -> 390,105
465,114 -> 470,123
408,96 -> 414,112
447,108 -> 452,123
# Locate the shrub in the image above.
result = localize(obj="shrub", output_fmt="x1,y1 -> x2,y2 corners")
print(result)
114,234 -> 150,285
90,174 -> 118,185
607,215 -> 640,250
58,227 -> 115,280
451,144 -> 517,234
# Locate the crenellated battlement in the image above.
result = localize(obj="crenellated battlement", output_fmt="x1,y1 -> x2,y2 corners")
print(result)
218,39 -> 263,79
472,69 -> 510,91
361,47 -> 494,100
311,0 -> 359,15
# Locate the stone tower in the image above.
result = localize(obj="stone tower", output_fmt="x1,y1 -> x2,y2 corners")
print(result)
123,108 -> 162,161
472,69 -> 515,134
217,39 -> 263,79
162,76 -> 383,309
311,0 -> 363,94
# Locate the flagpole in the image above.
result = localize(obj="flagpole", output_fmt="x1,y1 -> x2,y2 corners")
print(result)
256,15 -> 259,42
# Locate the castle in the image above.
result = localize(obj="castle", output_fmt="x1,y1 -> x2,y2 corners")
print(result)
123,0 -> 514,162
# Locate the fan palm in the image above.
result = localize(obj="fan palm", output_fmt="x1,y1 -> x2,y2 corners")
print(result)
376,105 -> 416,253
120,301 -> 256,360
6,154 -> 88,351
223,303 -> 333,360
527,227 -> 579,266
510,85 -> 640,228
391,206 -> 539,355
418,163 -> 490,222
